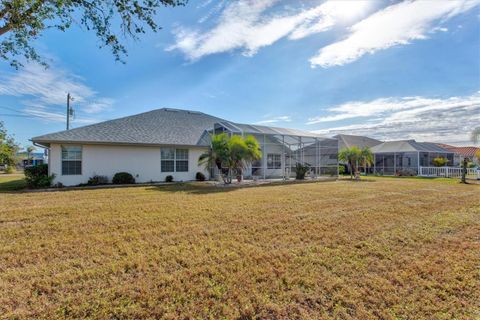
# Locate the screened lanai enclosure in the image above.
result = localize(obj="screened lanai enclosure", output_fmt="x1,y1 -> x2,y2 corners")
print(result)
209,122 -> 339,179
371,140 -> 455,176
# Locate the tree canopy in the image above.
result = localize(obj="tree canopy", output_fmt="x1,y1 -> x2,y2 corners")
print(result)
0,121 -> 19,170
0,0 -> 188,68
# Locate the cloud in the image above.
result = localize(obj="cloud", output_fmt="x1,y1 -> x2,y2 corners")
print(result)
167,0 -> 375,60
310,92 -> 480,144
256,115 -> 292,124
310,0 -> 480,68
0,63 -> 113,124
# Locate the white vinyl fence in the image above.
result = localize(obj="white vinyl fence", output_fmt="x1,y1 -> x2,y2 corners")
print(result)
419,166 -> 479,178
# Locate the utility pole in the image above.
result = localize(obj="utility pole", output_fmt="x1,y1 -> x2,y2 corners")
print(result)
66,93 -> 74,130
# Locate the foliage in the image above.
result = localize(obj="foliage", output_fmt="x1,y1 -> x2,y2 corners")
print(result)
195,172 -> 206,181
199,133 -> 262,184
295,163 -> 309,180
1,179 -> 479,318
338,165 -> 345,175
0,0 -> 188,68
5,165 -> 14,174
165,175 -> 173,183
24,164 -> 54,188
396,168 -> 417,176
338,147 -> 361,180
475,149 -> 480,162
0,121 -> 19,169
87,175 -> 109,185
112,172 -> 135,184
432,157 -> 449,167
360,147 -> 374,173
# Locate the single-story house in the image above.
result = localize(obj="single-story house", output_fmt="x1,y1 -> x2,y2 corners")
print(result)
371,140 -> 455,176
334,134 -> 383,151
32,108 -> 338,186
436,143 -> 480,166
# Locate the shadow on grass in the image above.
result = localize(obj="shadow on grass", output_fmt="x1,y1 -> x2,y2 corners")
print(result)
0,178 -> 27,193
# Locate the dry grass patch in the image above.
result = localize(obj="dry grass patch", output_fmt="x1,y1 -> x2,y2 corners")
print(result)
0,178 -> 479,319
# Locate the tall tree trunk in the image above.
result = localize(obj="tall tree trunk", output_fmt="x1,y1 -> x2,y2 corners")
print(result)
461,158 -> 467,184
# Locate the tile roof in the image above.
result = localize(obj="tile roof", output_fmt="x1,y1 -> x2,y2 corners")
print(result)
437,145 -> 480,157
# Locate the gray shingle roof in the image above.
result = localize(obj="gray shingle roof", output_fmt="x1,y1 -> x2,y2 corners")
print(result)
333,134 -> 382,150
32,108 -> 226,147
371,140 -> 455,153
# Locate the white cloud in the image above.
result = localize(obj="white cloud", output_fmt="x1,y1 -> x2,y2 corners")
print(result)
167,0 -> 375,60
310,0 -> 480,68
310,92 -> 480,144
256,115 -> 292,124
0,63 -> 113,124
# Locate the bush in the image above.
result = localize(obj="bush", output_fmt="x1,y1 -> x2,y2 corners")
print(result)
165,175 -> 174,183
195,172 -> 206,181
396,169 -> 417,176
338,165 -> 345,175
88,175 -> 109,185
295,163 -> 310,180
24,164 -> 55,188
112,172 -> 135,184
432,157 -> 449,167
5,165 -> 15,174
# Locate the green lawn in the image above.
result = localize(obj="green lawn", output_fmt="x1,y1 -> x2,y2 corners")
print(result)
0,178 -> 479,319
0,174 -> 26,192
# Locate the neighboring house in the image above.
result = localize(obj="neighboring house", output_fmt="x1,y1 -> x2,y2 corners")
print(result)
371,140 -> 455,176
436,143 -> 480,166
16,152 -> 45,168
334,134 -> 383,151
333,134 -> 383,173
32,108 -> 338,186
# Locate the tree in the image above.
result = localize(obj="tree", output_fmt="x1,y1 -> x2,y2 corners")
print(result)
26,145 -> 35,164
338,147 -> 361,180
360,147 -> 374,175
0,0 -> 188,68
198,133 -> 262,184
472,127 -> 480,145
432,157 -> 448,167
0,121 -> 19,171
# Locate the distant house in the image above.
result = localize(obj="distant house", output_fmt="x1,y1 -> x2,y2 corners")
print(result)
334,134 -> 382,151
32,108 -> 338,186
436,144 -> 479,166
371,140 -> 455,176
16,152 -> 45,168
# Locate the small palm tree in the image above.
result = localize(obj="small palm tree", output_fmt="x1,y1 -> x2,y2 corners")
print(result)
198,133 -> 229,184
339,147 -> 361,180
360,147 -> 374,175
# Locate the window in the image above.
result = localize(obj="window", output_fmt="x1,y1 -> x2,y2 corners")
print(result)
175,149 -> 189,172
161,148 -> 175,172
161,148 -> 189,172
61,145 -> 82,175
267,153 -> 281,169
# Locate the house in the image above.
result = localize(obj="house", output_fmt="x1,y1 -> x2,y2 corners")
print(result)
436,143 -> 480,166
333,134 -> 382,151
16,152 -> 46,168
371,140 -> 455,176
31,108 -> 338,186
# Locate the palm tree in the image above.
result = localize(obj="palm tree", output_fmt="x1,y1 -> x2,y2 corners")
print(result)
198,133 -> 262,184
338,147 -> 361,180
472,127 -> 480,144
360,147 -> 374,175
26,146 -> 35,165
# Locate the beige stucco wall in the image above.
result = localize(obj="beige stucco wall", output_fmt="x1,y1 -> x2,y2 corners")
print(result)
49,143 -> 209,186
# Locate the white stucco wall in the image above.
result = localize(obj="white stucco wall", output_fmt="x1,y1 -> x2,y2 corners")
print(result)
49,143 -> 209,186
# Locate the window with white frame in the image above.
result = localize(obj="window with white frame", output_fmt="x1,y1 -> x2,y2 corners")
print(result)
175,149 -> 189,172
267,153 -> 281,169
61,145 -> 82,175
161,148 -> 189,172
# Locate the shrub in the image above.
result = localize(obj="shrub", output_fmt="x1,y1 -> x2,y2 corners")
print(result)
338,165 -> 345,175
396,169 -> 417,176
24,164 -> 55,188
196,172 -> 206,181
5,165 -> 14,174
432,157 -> 448,167
112,172 -> 135,184
295,163 -> 310,180
88,175 -> 109,185
165,175 -> 174,183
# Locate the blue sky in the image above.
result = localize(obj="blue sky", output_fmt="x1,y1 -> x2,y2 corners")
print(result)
0,0 -> 479,149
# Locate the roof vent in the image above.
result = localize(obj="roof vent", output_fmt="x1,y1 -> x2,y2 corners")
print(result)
187,111 -> 202,115
164,108 -> 179,112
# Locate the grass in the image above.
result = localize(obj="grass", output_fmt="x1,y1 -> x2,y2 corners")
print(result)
0,178 -> 479,319
0,174 -> 26,192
